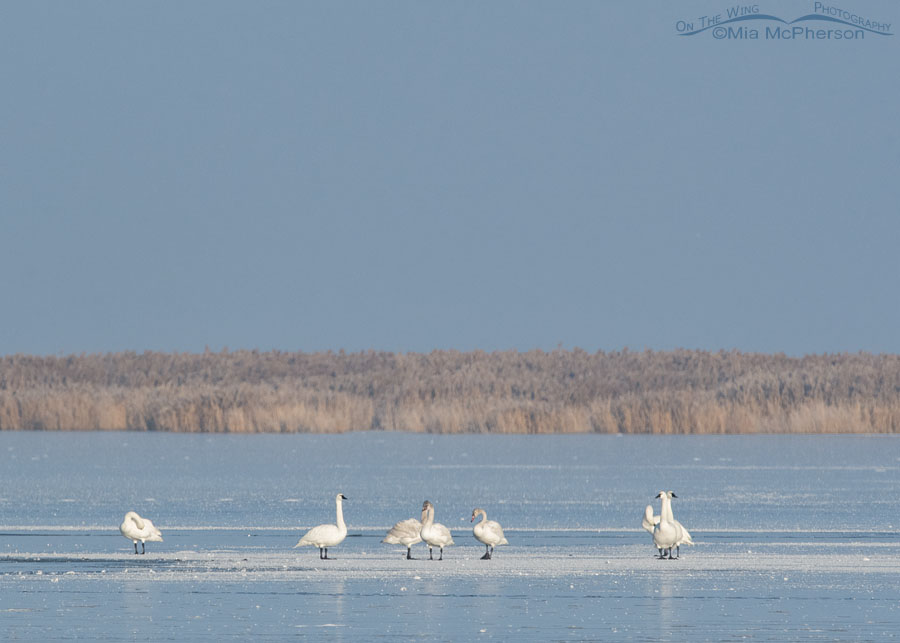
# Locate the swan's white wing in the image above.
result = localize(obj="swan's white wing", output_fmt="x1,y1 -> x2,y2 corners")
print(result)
142,519 -> 164,542
482,520 -> 508,545
653,519 -> 680,549
675,521 -> 693,545
383,518 -> 422,545
435,523 -> 454,546
121,513 -> 163,542
423,522 -> 454,547
296,523 -> 345,548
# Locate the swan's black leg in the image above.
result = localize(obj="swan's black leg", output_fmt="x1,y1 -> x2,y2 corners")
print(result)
429,546 -> 433,560
481,544 -> 491,560
141,542 -> 145,555
406,548 -> 413,560
323,547 -> 329,560
656,548 -> 664,559
134,542 -> 139,555
439,547 -> 443,561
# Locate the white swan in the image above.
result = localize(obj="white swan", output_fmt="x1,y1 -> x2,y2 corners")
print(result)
666,490 -> 694,557
652,491 -> 683,560
641,504 -> 660,534
420,500 -> 454,560
120,511 -> 163,555
382,505 -> 425,560
295,493 -> 348,559
471,508 -> 508,560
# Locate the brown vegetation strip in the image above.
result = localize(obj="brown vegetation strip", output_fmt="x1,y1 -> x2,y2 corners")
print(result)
1,349 -> 899,433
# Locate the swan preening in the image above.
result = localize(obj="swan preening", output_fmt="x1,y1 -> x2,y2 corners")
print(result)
382,504 -> 426,559
650,491 -> 693,559
471,508 -> 508,560
295,493 -> 348,559
642,504 -> 660,534
420,500 -> 454,560
120,511 -> 163,554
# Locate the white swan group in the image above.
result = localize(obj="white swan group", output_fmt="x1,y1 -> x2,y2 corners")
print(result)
120,511 -> 163,554
649,490 -> 693,559
294,493 -> 348,559
117,491 -> 696,562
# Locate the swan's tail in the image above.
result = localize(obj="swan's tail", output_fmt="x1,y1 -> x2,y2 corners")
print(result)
500,537 -> 509,545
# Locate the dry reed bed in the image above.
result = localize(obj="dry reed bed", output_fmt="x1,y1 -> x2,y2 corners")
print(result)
1,349 -> 899,433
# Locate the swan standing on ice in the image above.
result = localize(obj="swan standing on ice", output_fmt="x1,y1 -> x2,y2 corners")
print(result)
665,490 -> 693,558
120,511 -> 163,555
471,508 -> 508,560
420,500 -> 454,560
652,491 -> 683,560
295,493 -> 348,560
383,505 -> 426,560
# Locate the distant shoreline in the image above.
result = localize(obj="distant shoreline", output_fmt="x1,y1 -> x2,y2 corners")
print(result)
2,349 -> 899,434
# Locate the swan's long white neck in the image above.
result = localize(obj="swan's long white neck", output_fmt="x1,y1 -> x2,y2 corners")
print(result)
126,512 -> 145,530
423,505 -> 434,528
660,494 -> 674,522
335,497 -> 346,530
475,510 -> 487,525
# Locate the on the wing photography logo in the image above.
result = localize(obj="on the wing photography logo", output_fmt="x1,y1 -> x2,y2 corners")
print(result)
676,2 -> 892,40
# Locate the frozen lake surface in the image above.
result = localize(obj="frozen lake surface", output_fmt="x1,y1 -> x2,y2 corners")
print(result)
2,432 -> 900,640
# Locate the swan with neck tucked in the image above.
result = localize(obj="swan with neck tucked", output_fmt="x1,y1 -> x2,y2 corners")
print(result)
471,508 -> 508,560
383,505 -> 426,560
652,491 -> 683,559
120,511 -> 163,554
295,493 -> 348,559
420,500 -> 454,560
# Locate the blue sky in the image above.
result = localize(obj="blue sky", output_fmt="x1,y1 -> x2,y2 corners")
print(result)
1,1 -> 898,356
